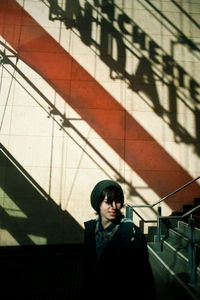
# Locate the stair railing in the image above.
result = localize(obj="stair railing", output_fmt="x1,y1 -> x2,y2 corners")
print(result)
126,175 -> 200,233
127,176 -> 200,210
125,175 -> 200,286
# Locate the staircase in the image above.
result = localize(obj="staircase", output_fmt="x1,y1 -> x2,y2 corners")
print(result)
147,220 -> 200,300
126,177 -> 200,300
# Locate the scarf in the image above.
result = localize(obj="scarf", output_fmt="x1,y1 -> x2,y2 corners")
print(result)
95,219 -> 120,258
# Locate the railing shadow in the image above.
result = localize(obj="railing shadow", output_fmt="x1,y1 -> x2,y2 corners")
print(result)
0,46 -> 157,218
172,0 -> 200,30
0,143 -> 83,245
141,0 -> 200,55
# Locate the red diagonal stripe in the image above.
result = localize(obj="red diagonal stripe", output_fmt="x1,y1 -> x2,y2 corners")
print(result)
0,0 -> 199,210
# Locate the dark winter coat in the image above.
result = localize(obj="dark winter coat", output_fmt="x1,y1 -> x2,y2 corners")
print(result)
83,217 -> 155,300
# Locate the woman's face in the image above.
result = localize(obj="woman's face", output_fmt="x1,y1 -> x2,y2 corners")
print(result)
99,195 -> 122,227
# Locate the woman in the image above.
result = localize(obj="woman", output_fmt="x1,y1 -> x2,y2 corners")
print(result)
84,180 -> 155,300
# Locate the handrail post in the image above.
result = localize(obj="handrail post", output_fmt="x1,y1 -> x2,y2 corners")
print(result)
126,206 -> 133,221
157,206 -> 162,252
188,215 -> 196,286
139,220 -> 144,233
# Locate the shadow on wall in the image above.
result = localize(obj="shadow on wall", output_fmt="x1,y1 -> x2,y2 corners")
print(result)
46,0 -> 200,156
0,48 -> 156,217
0,143 -> 83,245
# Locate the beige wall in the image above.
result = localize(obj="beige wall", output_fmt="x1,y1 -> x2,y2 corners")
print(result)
0,0 -> 200,245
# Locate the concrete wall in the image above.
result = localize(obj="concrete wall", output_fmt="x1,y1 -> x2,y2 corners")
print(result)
0,0 -> 200,245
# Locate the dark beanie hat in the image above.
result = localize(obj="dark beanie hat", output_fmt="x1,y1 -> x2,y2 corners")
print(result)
90,180 -> 124,211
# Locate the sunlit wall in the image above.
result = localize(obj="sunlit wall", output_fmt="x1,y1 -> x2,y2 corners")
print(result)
0,0 -> 200,245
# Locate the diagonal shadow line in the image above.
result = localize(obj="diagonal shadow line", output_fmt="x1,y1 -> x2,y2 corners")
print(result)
0,143 -> 83,245
0,143 -> 50,201
171,0 -> 200,31
0,48 -> 154,215
144,0 -> 200,53
0,48 -> 156,219
0,0 -> 200,212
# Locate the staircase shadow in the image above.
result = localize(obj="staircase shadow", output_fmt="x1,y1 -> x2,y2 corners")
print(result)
0,143 -> 83,245
0,143 -> 84,298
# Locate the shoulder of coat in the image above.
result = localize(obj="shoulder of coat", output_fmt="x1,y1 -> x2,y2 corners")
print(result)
119,218 -> 137,237
84,218 -> 97,230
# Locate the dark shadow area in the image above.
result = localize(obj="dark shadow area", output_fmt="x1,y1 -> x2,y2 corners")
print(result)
0,143 -> 83,245
0,243 -> 84,299
42,0 -> 200,156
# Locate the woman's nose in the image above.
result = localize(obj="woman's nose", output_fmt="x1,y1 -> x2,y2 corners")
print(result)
111,201 -> 116,209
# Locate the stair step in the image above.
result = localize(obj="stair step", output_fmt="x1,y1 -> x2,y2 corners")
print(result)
178,221 -> 200,243
168,229 -> 200,267
149,237 -> 200,283
145,226 -> 157,242
168,228 -> 189,251
148,243 -> 200,300
147,218 -> 200,299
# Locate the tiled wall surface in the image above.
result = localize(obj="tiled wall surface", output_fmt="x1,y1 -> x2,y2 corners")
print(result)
0,0 -> 200,245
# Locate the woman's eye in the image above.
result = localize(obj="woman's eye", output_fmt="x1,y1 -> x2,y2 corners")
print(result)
104,200 -> 111,205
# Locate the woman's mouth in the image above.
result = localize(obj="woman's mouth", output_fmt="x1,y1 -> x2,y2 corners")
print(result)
109,211 -> 116,216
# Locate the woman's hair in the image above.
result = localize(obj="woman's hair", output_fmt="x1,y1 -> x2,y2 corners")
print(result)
96,185 -> 124,214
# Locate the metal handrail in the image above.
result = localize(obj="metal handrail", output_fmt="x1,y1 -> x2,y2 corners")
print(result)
127,202 -> 200,224
128,175 -> 200,208
126,175 -> 200,225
